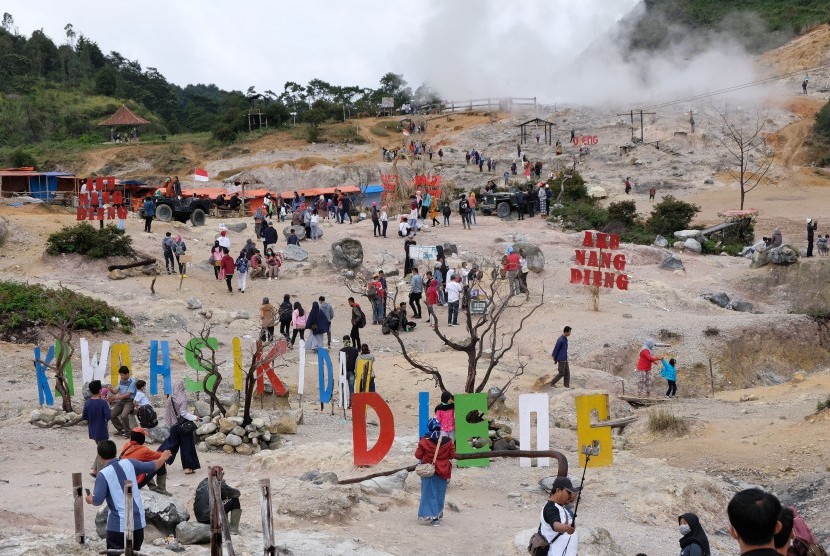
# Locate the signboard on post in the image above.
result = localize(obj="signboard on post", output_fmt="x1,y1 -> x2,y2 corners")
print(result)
470,300 -> 489,314
380,97 -> 395,108
570,232 -> 629,291
408,245 -> 438,261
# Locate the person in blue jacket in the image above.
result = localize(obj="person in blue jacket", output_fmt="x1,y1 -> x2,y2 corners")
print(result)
661,357 -> 678,398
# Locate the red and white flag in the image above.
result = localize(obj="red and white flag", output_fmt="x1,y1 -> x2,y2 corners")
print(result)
194,168 -> 209,182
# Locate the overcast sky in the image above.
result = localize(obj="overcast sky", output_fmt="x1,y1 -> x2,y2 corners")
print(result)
3,0 -> 640,100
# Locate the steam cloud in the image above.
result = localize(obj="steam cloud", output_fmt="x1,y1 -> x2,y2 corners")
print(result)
405,0 -> 769,108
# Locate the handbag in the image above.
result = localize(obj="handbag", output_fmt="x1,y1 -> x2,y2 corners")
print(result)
172,397 -> 197,434
415,436 -> 443,478
527,529 -> 550,556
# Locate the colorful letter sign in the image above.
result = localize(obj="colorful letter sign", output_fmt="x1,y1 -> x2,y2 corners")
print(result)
148,340 -> 172,395
317,348 -> 334,405
454,393 -> 489,468
519,393 -> 550,467
34,345 -> 55,406
351,392 -> 395,466
575,394 -> 613,468
570,232 -> 629,291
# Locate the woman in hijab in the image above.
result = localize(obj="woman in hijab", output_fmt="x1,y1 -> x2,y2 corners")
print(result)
414,418 -> 456,526
636,338 -> 661,397
305,301 -> 330,351
678,513 -> 710,556
158,380 -> 201,474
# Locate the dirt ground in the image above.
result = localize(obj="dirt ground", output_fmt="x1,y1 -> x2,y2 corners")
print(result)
1,37 -> 830,556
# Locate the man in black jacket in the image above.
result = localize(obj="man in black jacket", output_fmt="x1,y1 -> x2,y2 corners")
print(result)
806,218 -> 818,257
262,221 -> 278,255
194,477 -> 242,534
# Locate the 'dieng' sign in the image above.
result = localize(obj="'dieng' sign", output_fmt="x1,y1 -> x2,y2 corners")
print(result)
570,232 -> 629,291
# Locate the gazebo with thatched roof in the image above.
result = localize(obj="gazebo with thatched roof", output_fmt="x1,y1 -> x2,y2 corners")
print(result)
98,104 -> 150,143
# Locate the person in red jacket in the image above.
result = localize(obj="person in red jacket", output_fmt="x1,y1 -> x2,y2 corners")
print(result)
220,247 -> 235,293
425,272 -> 439,329
503,246 -> 521,295
415,418 -> 456,526
119,427 -> 170,495
636,338 -> 661,397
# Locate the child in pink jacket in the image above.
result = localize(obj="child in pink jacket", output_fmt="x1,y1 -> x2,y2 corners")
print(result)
435,391 -> 456,442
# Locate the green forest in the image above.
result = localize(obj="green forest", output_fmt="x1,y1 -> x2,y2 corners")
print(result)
0,12 -> 433,156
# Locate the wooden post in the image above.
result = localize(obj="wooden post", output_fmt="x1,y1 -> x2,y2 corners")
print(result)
72,472 -> 85,545
209,466 -> 236,556
123,480 -> 134,556
709,358 -> 715,397
208,467 -> 222,556
259,479 -> 276,556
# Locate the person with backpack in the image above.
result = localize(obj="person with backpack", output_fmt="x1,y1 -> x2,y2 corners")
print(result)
235,250 -> 249,293
85,440 -> 171,552
459,194 -> 471,230
535,477 -> 580,555
162,232 -> 176,274
678,513 -> 711,556
348,297 -> 365,348
290,302 -> 307,348
142,196 -> 155,233
254,206 -> 265,238
173,236 -> 187,276
259,297 -> 277,342
278,294 -> 293,340
778,505 -> 826,556
305,301 -> 330,351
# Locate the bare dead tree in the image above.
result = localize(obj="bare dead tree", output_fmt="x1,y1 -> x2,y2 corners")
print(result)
389,258 -> 546,393
241,339 -> 287,426
34,320 -> 75,412
180,324 -> 226,416
715,106 -> 774,210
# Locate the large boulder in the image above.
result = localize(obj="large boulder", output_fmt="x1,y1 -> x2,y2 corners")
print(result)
513,242 -> 545,273
683,238 -> 702,253
225,222 -> 247,233
359,469 -> 408,495
658,255 -> 684,271
176,521 -> 211,544
282,244 -> 309,262
751,248 -> 769,268
587,185 -> 607,199
142,491 -> 190,535
729,300 -> 754,313
674,229 -> 704,241
186,297 -> 202,310
331,238 -> 364,269
653,235 -> 669,248
703,292 -> 731,308
146,424 -> 169,444
284,225 -> 305,241
767,244 -> 799,265
441,242 -> 458,256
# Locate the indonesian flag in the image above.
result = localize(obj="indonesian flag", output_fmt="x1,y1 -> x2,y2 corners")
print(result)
194,168 -> 209,182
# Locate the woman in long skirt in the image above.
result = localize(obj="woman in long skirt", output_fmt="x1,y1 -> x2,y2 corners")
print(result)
159,380 -> 201,474
415,418 -> 456,526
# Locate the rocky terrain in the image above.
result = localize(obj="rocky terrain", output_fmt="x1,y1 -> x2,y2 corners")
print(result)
0,32 -> 829,556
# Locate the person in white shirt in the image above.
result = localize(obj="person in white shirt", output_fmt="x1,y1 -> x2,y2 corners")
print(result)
380,206 -> 389,238
309,211 -> 320,241
539,477 -> 580,556
218,229 -> 231,250
133,380 -> 150,409
399,217 -> 411,237
445,275 -> 464,326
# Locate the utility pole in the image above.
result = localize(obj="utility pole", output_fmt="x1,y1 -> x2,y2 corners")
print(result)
618,109 -> 656,144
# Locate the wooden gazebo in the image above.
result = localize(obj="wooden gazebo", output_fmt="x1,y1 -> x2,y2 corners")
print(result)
98,105 -> 150,143
518,117 -> 555,145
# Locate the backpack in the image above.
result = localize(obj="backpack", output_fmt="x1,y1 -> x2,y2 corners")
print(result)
355,306 -> 367,328
791,507 -> 827,556
236,257 -> 249,273
136,404 -> 158,429
366,282 -> 378,300
459,200 -> 469,213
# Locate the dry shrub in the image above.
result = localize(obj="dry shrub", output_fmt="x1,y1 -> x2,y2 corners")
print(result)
647,408 -> 689,436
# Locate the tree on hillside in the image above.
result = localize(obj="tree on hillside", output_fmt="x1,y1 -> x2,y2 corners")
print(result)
715,107 -> 774,210
376,72 -> 412,107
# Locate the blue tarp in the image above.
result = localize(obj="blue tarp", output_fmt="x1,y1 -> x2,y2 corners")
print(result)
28,173 -> 72,200
362,184 -> 383,206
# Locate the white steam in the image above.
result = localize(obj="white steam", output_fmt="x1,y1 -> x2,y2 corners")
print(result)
405,0 -> 768,107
